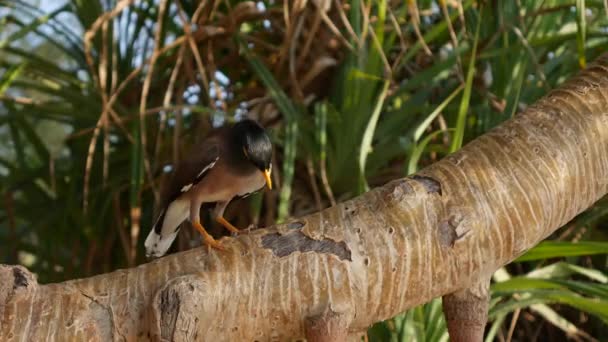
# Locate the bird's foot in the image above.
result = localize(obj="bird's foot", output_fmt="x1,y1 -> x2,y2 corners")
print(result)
204,236 -> 225,251
216,217 -> 243,235
192,221 -> 225,251
245,223 -> 257,233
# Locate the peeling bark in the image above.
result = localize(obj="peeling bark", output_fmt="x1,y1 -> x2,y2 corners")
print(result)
411,175 -> 442,195
261,230 -> 352,260
2,54 -> 608,341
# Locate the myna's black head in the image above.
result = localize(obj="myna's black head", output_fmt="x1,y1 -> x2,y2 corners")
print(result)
232,119 -> 273,189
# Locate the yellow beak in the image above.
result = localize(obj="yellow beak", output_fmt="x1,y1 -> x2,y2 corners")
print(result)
263,169 -> 272,190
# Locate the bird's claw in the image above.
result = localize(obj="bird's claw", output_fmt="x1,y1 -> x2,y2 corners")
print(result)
193,221 -> 226,251
205,237 -> 226,251
245,224 -> 257,233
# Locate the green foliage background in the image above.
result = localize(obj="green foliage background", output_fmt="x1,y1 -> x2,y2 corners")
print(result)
1,0 -> 607,340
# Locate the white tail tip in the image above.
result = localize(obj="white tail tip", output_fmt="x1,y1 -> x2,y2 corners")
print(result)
144,229 -> 178,258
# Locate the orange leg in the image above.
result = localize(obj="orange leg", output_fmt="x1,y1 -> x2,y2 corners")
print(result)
216,216 -> 242,235
192,221 -> 224,250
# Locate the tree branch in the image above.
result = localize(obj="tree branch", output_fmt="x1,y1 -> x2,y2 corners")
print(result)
443,276 -> 491,341
2,54 -> 608,341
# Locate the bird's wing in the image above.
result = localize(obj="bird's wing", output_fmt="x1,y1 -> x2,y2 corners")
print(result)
162,139 -> 221,206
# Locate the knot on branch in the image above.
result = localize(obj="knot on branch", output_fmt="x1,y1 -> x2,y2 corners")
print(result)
0,265 -> 37,336
378,178 -> 414,203
437,213 -> 471,248
411,175 -> 442,195
1,265 -> 36,291
148,275 -> 210,342
0,264 -> 37,304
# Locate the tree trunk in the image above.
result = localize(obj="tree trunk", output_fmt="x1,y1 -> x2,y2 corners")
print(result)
2,54 -> 608,341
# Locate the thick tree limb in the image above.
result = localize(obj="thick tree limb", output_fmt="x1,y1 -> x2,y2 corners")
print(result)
2,54 -> 608,341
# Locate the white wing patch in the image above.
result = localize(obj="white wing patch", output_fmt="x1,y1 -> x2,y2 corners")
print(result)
179,157 -> 219,194
197,158 -> 218,178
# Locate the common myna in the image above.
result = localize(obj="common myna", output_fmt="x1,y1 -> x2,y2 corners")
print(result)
144,119 -> 272,257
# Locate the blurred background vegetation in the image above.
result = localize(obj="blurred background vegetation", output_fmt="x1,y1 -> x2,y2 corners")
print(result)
1,0 -> 607,340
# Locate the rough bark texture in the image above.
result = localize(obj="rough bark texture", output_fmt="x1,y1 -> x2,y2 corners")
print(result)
2,54 -> 608,341
304,307 -> 349,342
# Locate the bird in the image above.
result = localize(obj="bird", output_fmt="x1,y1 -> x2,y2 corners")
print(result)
144,119 -> 273,257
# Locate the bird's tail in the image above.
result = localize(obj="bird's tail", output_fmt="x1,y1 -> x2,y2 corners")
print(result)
144,229 -> 178,258
144,209 -> 179,258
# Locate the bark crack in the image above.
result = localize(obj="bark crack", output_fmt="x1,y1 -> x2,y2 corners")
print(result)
160,288 -> 180,335
77,289 -> 122,341
12,268 -> 28,290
